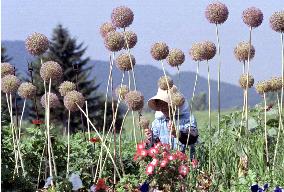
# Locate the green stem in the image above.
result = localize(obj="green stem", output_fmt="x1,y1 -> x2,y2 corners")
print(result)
264,93 -> 269,169
216,24 -> 221,135
207,60 -> 212,174
66,110 -> 71,178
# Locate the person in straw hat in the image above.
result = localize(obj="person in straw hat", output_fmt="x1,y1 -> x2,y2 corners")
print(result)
145,85 -> 198,159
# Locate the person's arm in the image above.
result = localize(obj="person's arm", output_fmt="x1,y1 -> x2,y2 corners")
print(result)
144,119 -> 160,145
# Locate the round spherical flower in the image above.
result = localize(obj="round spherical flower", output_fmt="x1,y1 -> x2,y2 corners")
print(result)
268,76 -> 282,92
158,75 -> 173,90
203,41 -> 216,60
99,22 -> 116,38
64,90 -> 85,112
150,158 -> 159,167
205,2 -> 229,24
115,53 -> 136,71
123,31 -> 137,49
146,164 -> 155,175
166,48 -> 185,67
59,81 -> 76,96
25,32 -> 49,56
242,7 -> 263,28
151,42 -> 169,61
234,42 -> 255,62
239,73 -> 254,89
40,61 -> 63,82
1,75 -> 21,94
255,80 -> 271,95
18,82 -> 37,99
270,11 -> 284,33
178,165 -> 190,176
189,42 -> 205,61
171,92 -> 185,107
125,90 -> 144,111
139,116 -> 150,129
40,93 -> 60,109
1,62 -> 14,77
111,6 -> 134,28
104,31 -> 124,52
115,85 -> 129,100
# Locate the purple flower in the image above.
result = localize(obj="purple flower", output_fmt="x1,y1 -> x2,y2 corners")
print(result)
274,186 -> 284,192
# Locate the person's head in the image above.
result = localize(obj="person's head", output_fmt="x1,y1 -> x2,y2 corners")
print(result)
153,99 -> 170,116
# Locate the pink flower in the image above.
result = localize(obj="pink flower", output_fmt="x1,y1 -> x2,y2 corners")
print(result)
174,151 -> 188,161
191,159 -> 199,169
133,154 -> 138,161
146,164 -> 155,175
178,165 -> 189,176
154,142 -> 162,149
162,151 -> 169,159
162,143 -> 170,151
137,149 -> 148,157
150,158 -> 159,166
137,142 -> 145,150
148,147 -> 159,157
167,154 -> 175,161
160,159 -> 168,168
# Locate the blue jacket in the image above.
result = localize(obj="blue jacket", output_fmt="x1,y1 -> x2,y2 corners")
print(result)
151,101 -> 198,150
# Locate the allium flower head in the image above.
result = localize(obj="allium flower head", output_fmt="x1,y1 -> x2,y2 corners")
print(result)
111,6 -> 134,28
166,48 -> 185,67
1,75 -> 20,94
234,42 -> 255,62
151,42 -> 169,61
139,116 -> 150,129
205,2 -> 229,24
268,77 -> 282,92
178,165 -> 190,176
270,11 -> 284,33
99,22 -> 116,38
203,41 -> 216,60
1,63 -> 14,77
242,7 -> 263,28
125,90 -> 144,111
25,32 -> 49,56
104,31 -> 124,52
158,75 -> 173,90
40,93 -> 60,109
115,53 -> 135,71
123,31 -> 137,49
18,82 -> 37,99
255,80 -> 271,95
115,85 -> 129,100
171,92 -> 185,107
64,90 -> 85,112
189,42 -> 205,61
40,61 -> 63,82
59,81 -> 76,96
239,73 -> 254,89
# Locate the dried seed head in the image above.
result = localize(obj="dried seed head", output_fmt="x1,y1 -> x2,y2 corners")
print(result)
122,31 -> 137,49
115,85 -> 129,100
255,80 -> 271,95
151,42 -> 169,61
104,31 -> 124,52
25,32 -> 49,56
1,75 -> 21,94
64,90 -> 85,112
40,93 -> 60,109
18,82 -> 37,99
203,41 -> 216,60
166,49 -> 185,67
197,173 -> 212,191
100,22 -> 116,38
158,76 -> 174,90
59,81 -> 76,96
234,42 -> 255,62
111,6 -> 134,28
239,73 -> 254,89
205,2 -> 229,24
268,77 -> 282,92
242,7 -> 263,28
139,116 -> 150,129
125,90 -> 144,111
171,92 -> 185,107
1,62 -> 14,77
189,42 -> 205,61
40,61 -> 63,82
170,85 -> 178,94
270,11 -> 284,33
115,53 -> 135,71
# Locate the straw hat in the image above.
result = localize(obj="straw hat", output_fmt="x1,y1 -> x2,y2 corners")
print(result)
148,85 -> 177,111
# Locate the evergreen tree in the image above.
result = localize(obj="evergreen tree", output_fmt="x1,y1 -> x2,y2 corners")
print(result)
191,92 -> 207,111
27,24 -> 123,133
1,46 -> 12,62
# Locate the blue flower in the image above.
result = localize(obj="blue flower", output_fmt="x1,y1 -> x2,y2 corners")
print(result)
274,186 -> 283,192
140,181 -> 149,192
251,184 -> 260,192
263,183 -> 269,190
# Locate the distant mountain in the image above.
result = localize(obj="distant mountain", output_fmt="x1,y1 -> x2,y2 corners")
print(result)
2,40 -> 262,109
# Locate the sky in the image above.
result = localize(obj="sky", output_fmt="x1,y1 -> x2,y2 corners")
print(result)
1,0 -> 284,85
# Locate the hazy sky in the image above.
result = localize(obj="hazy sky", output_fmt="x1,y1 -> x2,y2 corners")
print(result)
2,0 -> 283,85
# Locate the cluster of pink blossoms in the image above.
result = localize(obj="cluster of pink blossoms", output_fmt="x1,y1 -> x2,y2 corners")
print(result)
133,142 -> 198,176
